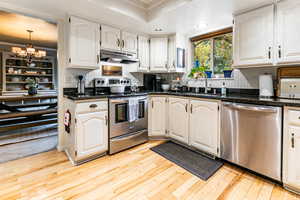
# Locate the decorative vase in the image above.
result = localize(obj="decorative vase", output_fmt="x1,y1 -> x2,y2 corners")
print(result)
205,71 -> 212,78
28,86 -> 37,95
223,70 -> 233,78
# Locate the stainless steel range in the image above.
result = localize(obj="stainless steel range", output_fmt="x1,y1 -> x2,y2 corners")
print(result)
109,96 -> 148,154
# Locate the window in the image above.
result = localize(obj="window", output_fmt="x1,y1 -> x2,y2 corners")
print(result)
192,28 -> 233,76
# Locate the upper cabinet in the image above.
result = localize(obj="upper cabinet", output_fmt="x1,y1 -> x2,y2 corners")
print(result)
234,1 -> 300,67
168,35 -> 176,71
277,0 -> 300,64
233,5 -> 274,67
138,36 -> 150,71
100,25 -> 137,54
150,37 -> 168,72
122,31 -> 138,53
68,16 -> 100,69
100,25 -> 121,51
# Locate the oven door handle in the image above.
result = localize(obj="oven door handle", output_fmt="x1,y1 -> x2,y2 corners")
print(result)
110,100 -> 128,104
110,130 -> 147,141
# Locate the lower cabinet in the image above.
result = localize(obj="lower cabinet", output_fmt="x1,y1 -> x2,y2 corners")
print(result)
168,97 -> 189,144
64,99 -> 108,165
76,111 -> 108,160
189,100 -> 219,155
148,96 -> 167,137
283,108 -> 300,193
148,96 -> 220,155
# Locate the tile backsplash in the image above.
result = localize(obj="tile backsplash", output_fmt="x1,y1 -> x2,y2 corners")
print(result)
64,63 -> 277,90
186,67 -> 278,89
64,63 -> 143,88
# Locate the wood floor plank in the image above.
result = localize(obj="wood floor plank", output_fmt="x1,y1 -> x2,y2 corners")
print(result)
0,141 -> 299,200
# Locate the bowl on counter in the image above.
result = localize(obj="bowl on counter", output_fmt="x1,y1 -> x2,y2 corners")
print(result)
161,84 -> 170,91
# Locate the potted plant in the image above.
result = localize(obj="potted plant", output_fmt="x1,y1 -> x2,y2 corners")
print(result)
204,66 -> 212,79
223,67 -> 233,78
26,79 -> 38,95
188,66 -> 206,79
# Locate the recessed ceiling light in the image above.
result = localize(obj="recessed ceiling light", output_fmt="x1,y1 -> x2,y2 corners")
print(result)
154,28 -> 163,32
194,23 -> 208,30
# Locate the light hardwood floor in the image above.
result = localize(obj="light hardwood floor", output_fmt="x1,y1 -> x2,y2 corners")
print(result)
0,141 -> 299,200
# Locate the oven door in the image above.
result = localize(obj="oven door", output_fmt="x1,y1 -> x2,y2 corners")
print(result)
109,96 -> 148,138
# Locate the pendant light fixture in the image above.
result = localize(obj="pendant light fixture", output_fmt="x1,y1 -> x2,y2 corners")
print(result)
11,30 -> 47,63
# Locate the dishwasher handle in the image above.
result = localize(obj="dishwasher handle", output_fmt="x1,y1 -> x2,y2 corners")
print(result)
222,102 -> 278,113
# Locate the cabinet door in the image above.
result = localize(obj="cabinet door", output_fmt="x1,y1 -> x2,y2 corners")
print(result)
138,36 -> 150,71
277,0 -> 300,64
150,38 -> 168,72
75,111 -> 108,159
101,25 -> 121,51
189,100 -> 219,155
69,16 -> 100,68
122,31 -> 138,53
149,97 -> 167,137
168,36 -> 176,72
168,97 -> 189,144
284,125 -> 300,189
233,5 -> 274,67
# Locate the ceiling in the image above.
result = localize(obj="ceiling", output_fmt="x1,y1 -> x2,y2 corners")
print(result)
0,0 -> 274,37
0,11 -> 57,48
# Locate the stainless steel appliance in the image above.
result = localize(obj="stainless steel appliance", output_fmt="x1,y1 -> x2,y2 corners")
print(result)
279,78 -> 300,98
100,49 -> 139,64
109,96 -> 148,154
94,77 -> 131,94
221,102 -> 282,181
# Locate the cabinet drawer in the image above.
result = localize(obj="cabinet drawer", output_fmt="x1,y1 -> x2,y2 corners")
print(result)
288,110 -> 300,126
76,101 -> 108,113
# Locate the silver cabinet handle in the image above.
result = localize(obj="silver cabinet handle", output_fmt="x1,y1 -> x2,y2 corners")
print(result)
89,104 -> 98,108
292,133 -> 295,148
190,104 -> 193,113
185,104 -> 188,112
268,47 -> 271,59
278,45 -> 282,59
117,39 -> 120,47
105,115 -> 108,126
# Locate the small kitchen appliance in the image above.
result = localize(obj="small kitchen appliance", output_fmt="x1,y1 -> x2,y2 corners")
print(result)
277,67 -> 300,99
259,74 -> 274,97
77,75 -> 85,95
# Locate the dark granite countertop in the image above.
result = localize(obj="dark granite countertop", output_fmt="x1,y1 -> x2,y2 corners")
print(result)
64,91 -> 300,107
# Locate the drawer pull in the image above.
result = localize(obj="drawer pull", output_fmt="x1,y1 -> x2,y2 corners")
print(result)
89,104 -> 98,108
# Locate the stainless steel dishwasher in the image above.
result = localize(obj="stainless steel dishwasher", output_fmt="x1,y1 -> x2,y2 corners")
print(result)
221,102 -> 282,181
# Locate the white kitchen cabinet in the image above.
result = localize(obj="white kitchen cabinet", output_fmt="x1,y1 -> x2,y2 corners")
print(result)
189,100 -> 219,155
150,37 -> 168,72
168,35 -> 176,71
68,16 -> 100,68
76,111 -> 108,160
277,0 -> 300,64
233,5 -> 274,67
101,25 -> 121,51
138,36 -> 150,71
148,96 -> 167,137
122,31 -> 138,53
283,108 -> 300,193
64,99 -> 108,165
168,97 -> 189,144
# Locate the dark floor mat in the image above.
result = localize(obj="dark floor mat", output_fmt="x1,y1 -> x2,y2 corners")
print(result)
150,141 -> 223,181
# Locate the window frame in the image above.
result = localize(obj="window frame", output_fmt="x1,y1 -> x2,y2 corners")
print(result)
191,27 -> 233,76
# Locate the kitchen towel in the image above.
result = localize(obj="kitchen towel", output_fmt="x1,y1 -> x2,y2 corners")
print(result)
128,98 -> 139,122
